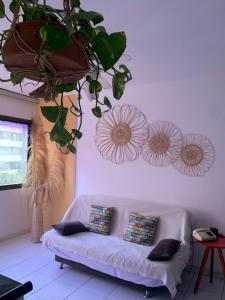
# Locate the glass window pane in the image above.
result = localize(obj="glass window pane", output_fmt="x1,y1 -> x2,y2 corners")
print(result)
0,120 -> 29,186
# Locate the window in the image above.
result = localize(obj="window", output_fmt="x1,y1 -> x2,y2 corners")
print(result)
0,115 -> 31,190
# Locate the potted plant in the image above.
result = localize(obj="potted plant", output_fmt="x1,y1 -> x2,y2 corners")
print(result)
0,0 -> 132,153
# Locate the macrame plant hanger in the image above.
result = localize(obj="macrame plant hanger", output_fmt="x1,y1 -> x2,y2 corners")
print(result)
2,0 -> 89,101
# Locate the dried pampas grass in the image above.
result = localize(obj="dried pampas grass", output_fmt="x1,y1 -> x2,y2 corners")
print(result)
23,117 -> 66,208
22,116 -> 66,242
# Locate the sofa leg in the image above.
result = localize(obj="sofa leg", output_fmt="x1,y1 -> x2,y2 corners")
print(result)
59,263 -> 64,269
144,288 -> 151,298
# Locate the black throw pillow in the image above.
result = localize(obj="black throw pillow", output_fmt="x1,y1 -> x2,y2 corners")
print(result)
52,221 -> 89,236
147,239 -> 181,261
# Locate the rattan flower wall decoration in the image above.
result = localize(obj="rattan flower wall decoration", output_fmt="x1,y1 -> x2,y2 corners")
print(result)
141,121 -> 183,166
95,104 -> 148,164
173,134 -> 215,176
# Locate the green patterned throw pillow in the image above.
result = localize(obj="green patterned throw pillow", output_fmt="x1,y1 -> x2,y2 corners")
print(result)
123,213 -> 159,246
88,205 -> 113,235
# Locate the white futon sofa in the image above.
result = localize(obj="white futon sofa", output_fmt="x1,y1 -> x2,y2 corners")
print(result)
42,195 -> 192,298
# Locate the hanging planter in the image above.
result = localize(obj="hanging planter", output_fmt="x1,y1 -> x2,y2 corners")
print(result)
2,20 -> 89,83
0,0 -> 132,153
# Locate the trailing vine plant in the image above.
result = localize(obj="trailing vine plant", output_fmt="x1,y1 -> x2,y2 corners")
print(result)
0,0 -> 132,153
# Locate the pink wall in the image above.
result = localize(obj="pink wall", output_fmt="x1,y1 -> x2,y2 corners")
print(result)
75,78 -> 225,271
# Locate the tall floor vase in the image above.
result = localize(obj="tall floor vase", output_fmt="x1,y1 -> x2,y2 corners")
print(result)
31,203 -> 44,243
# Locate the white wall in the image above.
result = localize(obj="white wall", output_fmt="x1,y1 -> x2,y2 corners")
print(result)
0,93 -> 36,240
76,77 -> 225,271
76,77 -> 225,231
75,0 -> 225,272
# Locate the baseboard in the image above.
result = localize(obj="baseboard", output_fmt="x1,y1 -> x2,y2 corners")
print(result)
0,228 -> 30,243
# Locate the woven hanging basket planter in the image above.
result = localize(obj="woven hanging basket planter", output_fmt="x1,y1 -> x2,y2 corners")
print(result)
0,0 -> 131,151
2,20 -> 89,85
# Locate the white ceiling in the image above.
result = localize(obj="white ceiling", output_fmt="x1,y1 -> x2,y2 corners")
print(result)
0,0 -> 225,95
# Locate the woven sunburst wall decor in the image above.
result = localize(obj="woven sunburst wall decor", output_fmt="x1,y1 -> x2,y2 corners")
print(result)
141,121 -> 183,166
173,134 -> 215,176
95,104 -> 149,164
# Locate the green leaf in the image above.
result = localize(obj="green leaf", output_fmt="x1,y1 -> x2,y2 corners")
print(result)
40,24 -> 71,51
50,123 -> 61,141
103,96 -> 112,109
59,140 -> 67,147
41,106 -> 68,124
0,0 -> 5,18
9,0 -> 17,14
51,127 -> 71,146
109,32 -> 126,66
79,25 -> 96,42
68,144 -> 76,154
112,73 -> 126,100
41,106 -> 60,122
86,75 -> 92,82
69,11 -> 104,25
46,12 -> 59,22
56,106 -> 68,129
89,80 -> 102,94
57,128 -> 72,145
71,0 -> 80,8
56,83 -> 74,93
95,26 -> 106,34
92,32 -> 126,71
32,9 -> 47,20
92,106 -> 102,118
72,129 -> 83,139
119,64 -> 132,81
89,81 -> 95,94
49,107 -> 68,142
21,3 -> 33,21
10,73 -> 24,85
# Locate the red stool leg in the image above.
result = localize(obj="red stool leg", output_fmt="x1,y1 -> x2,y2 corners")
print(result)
194,247 -> 210,293
210,248 -> 214,283
217,248 -> 225,279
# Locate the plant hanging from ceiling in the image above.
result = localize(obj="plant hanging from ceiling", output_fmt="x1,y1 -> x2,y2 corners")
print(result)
0,0 -> 132,153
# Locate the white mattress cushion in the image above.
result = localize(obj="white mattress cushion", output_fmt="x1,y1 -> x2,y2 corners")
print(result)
42,229 -> 191,297
42,194 -> 192,297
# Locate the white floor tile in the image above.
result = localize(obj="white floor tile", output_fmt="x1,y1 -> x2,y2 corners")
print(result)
66,288 -> 106,300
144,286 -> 184,300
184,291 -> 222,300
81,275 -> 117,297
1,235 -> 225,300
1,252 -> 54,280
54,268 -> 92,288
107,284 -> 144,300
21,271 -> 54,293
0,253 -> 27,272
187,275 -> 224,295
25,294 -> 45,299
37,261 -> 71,280
0,245 -> 47,272
35,281 -> 76,300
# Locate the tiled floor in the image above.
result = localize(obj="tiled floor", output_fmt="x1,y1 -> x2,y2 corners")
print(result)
0,234 -> 224,299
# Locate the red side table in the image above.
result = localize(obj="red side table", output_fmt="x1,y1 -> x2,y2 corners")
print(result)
193,237 -> 225,293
